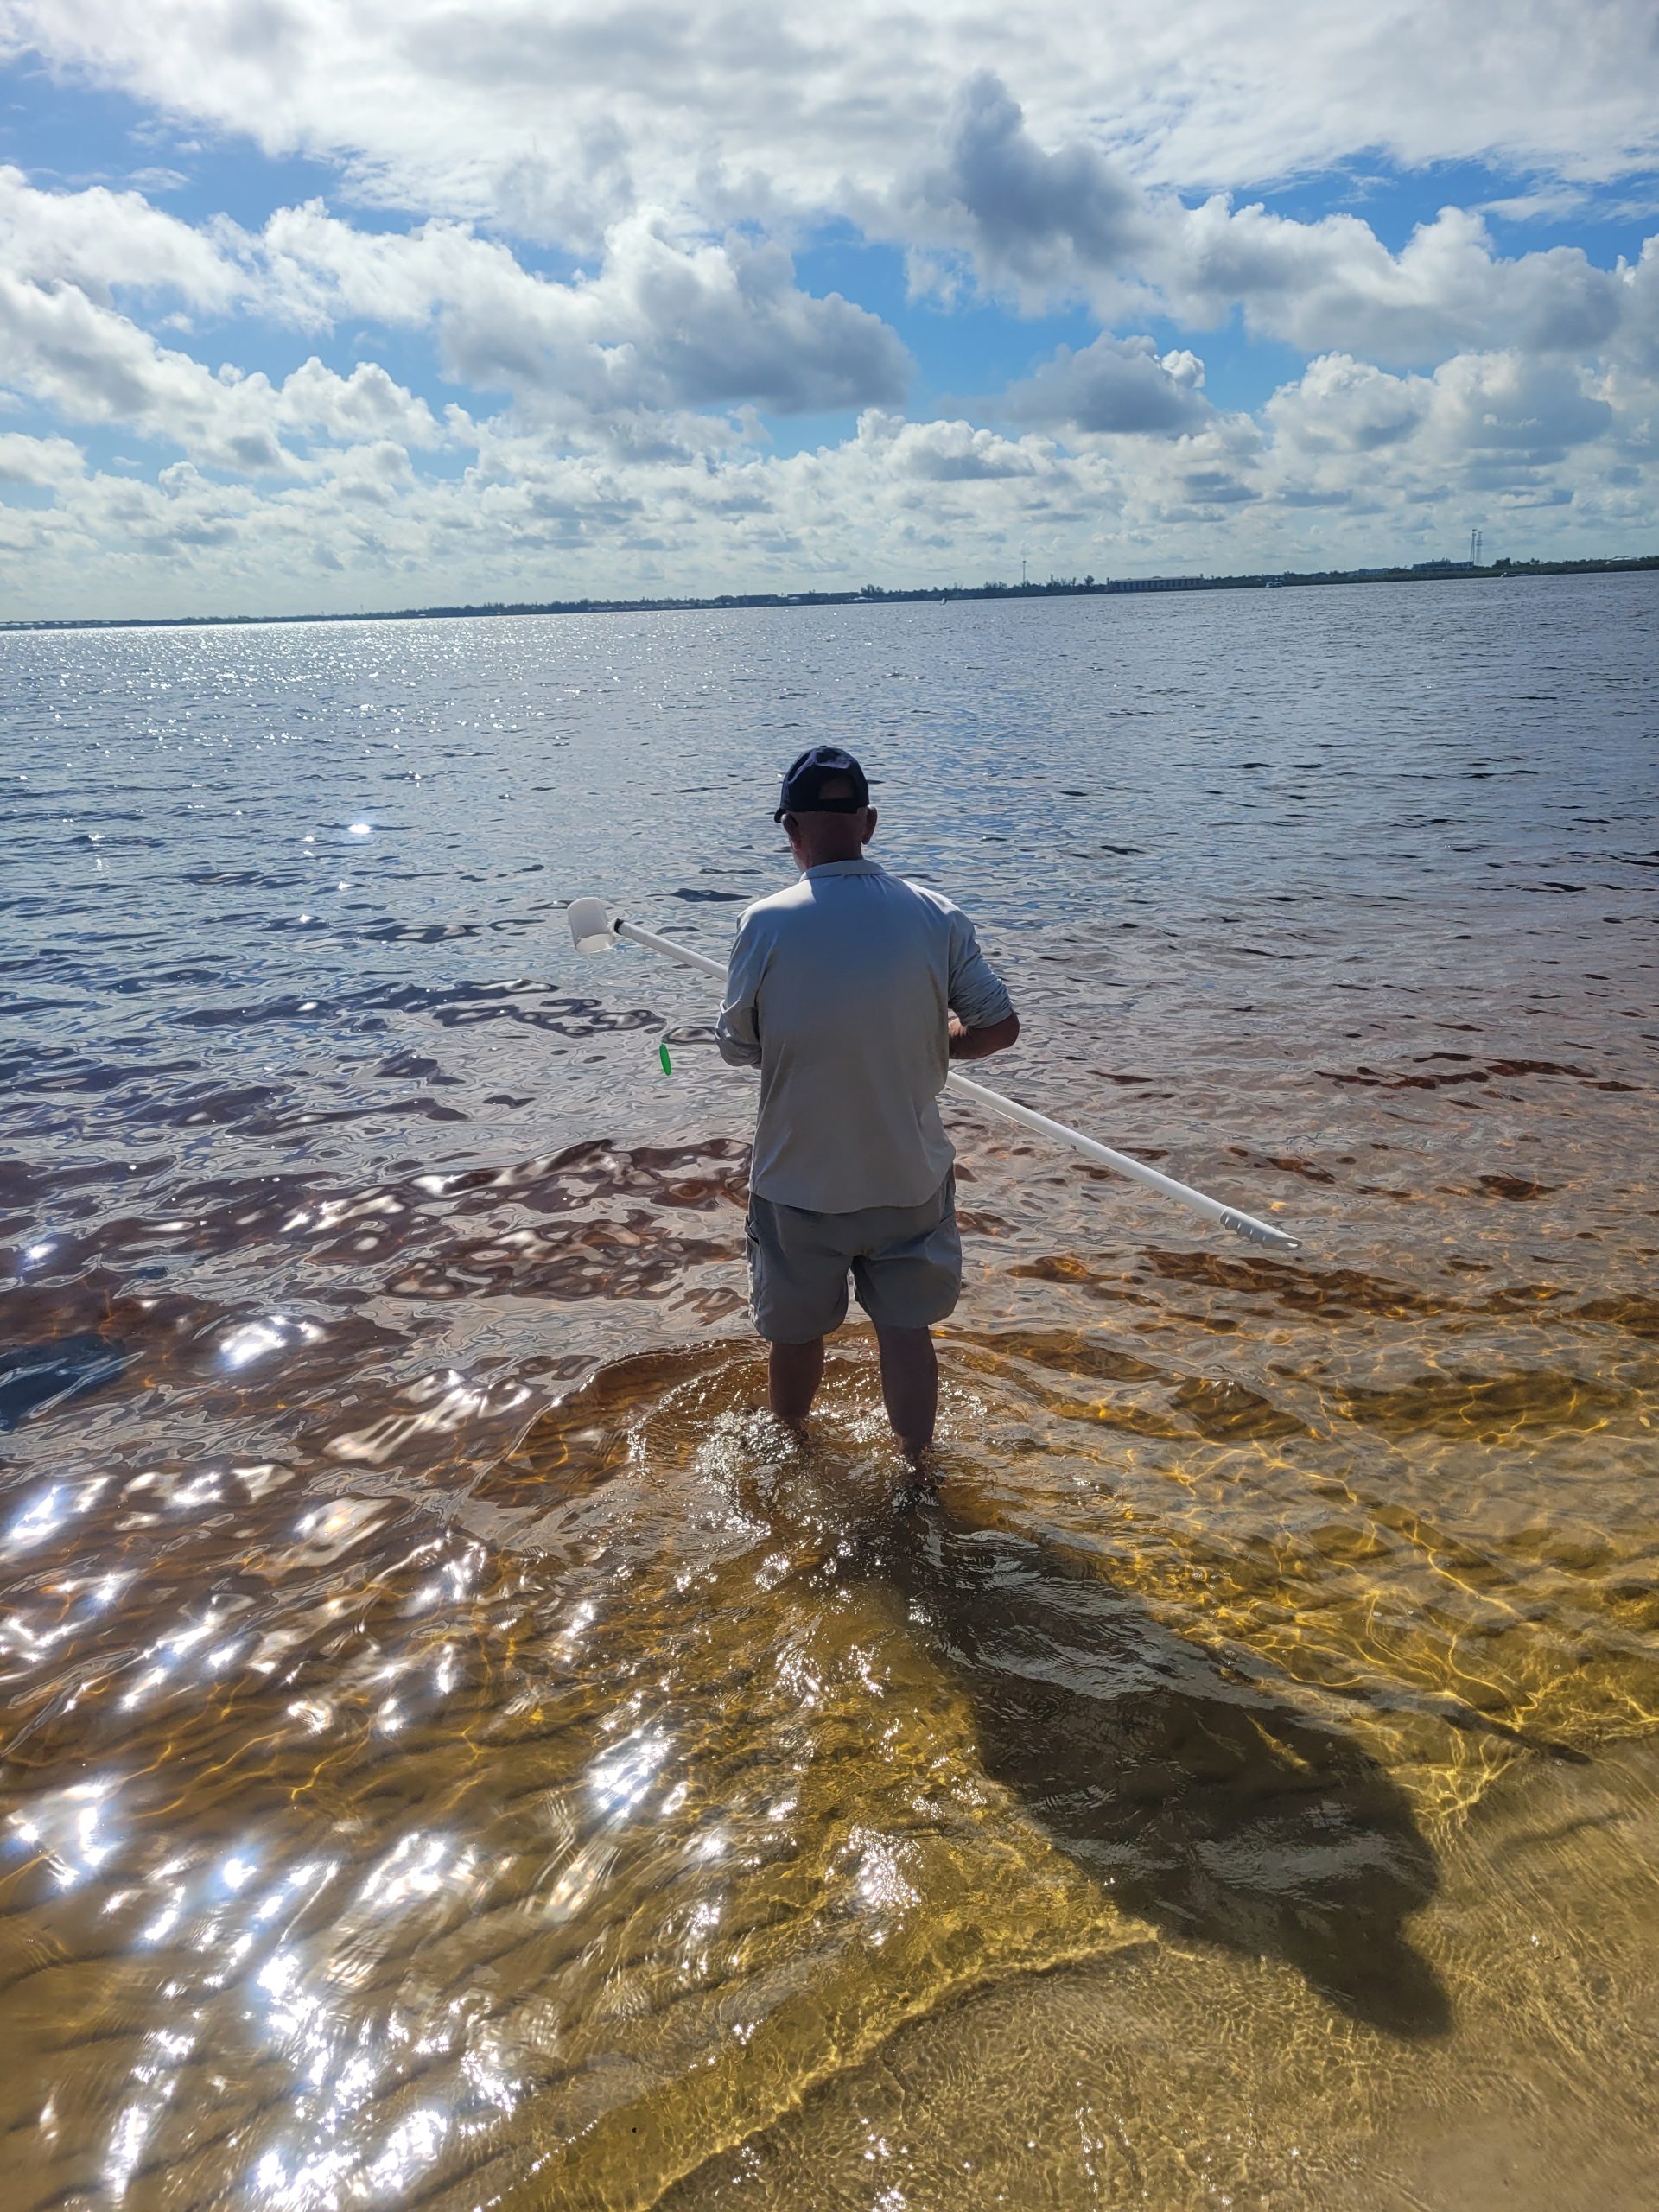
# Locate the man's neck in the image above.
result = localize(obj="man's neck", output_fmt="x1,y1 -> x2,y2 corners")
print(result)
793,836 -> 868,868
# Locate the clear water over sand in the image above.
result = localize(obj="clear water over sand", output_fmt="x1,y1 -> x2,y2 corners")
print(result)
1,575 -> 1655,2209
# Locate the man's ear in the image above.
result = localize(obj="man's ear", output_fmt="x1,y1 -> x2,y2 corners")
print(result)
862,806 -> 878,844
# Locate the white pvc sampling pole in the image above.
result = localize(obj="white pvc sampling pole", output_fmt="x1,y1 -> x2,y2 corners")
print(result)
565,900 -> 1301,1253
941,1070 -> 1299,1249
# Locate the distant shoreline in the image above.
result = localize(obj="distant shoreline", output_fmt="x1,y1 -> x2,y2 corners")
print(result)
3,552 -> 1655,634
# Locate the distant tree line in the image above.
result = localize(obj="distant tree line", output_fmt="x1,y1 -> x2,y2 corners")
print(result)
6,554 -> 1656,632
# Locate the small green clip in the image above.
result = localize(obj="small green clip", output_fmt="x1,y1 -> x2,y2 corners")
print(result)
658,1039 -> 672,1075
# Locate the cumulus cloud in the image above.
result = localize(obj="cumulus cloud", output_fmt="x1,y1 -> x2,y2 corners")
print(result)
0,162 -> 246,307
0,175 -> 909,462
1264,353 -> 1427,455
899,73 -> 1154,304
430,218 -> 911,418
0,427 -> 85,485
1259,348 -> 1620,526
0,275 -> 442,471
1004,334 -> 1209,435
275,359 -> 442,447
1613,237 -> 1659,377
893,79 -> 1659,375
0,274 -> 285,469
203,200 -> 910,422
1170,199 -> 1630,365
1267,350 -> 1614,467
855,410 -> 1048,481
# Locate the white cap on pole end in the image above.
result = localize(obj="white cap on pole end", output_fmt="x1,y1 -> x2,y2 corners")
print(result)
567,897 -> 617,952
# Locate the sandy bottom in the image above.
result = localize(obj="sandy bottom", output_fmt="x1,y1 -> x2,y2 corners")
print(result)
665,1738 -> 1659,2212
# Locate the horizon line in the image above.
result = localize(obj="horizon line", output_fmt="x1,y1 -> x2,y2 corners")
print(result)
4,550 -> 1656,635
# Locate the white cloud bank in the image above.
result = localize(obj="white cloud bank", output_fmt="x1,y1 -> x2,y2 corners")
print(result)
6,0 -> 1657,226
0,4 -> 1656,613
897,76 -> 1659,372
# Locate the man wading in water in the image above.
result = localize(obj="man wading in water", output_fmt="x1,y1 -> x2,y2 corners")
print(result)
716,747 -> 1020,1465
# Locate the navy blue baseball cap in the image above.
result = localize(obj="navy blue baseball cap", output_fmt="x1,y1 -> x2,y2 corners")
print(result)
773,745 -> 872,821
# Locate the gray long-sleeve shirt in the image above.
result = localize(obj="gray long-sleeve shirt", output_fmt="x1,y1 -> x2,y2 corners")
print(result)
715,857 -> 1014,1211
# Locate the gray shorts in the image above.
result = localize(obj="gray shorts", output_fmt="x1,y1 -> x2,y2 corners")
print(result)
746,1174 -> 961,1342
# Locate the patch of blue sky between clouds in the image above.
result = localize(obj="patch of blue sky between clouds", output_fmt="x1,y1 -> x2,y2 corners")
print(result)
1261,154 -> 1659,263
790,231 -> 1095,424
0,61 -> 340,232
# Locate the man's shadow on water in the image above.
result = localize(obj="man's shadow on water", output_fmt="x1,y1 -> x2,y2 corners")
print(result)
874,1507 -> 1452,2039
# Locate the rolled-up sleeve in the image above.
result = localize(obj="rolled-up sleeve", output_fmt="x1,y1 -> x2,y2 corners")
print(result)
946,907 -> 1014,1030
715,912 -> 766,1066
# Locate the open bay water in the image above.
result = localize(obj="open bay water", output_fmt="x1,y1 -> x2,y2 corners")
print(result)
0,573 -> 1655,2210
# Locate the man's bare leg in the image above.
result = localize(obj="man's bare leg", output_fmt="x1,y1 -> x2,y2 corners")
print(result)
874,1325 -> 938,1462
769,1337 -> 824,1427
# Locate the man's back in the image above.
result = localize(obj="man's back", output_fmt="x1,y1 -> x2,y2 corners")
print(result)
716,856 -> 1013,1211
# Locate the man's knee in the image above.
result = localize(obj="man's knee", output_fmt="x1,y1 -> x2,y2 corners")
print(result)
874,1324 -> 934,1351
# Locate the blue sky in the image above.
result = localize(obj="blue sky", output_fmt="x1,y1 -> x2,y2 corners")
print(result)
1,1 -> 1656,616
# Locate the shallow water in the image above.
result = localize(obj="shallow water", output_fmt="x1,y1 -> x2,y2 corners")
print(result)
1,576 -> 1656,2210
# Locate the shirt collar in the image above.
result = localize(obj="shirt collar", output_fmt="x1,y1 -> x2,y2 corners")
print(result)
802,857 -> 886,879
